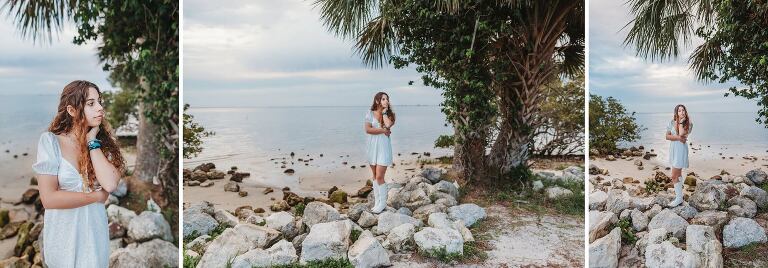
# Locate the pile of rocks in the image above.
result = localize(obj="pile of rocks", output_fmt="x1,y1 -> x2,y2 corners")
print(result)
183,167 -> 487,267
183,163 -> 251,197
589,166 -> 768,267
0,179 -> 178,267
593,146 -> 658,164
533,166 -> 584,199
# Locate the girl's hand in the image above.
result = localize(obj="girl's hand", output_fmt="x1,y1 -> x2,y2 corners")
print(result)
383,128 -> 391,136
90,189 -> 109,204
678,135 -> 687,143
87,126 -> 100,140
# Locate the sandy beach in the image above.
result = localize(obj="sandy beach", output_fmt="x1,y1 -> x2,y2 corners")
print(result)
183,153 -> 451,211
590,146 -> 768,186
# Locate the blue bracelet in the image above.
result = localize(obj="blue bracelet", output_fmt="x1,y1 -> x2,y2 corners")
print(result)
87,139 -> 102,151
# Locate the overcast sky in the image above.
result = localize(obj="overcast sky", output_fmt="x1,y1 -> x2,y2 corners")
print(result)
183,0 -> 442,107
589,0 -> 757,113
0,15 -> 115,96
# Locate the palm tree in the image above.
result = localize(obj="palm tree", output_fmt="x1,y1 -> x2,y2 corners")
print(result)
623,0 -> 768,126
314,0 -> 584,178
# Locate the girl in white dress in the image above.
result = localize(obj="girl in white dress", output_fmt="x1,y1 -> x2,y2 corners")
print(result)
666,104 -> 692,207
32,80 -> 125,267
364,92 -> 395,214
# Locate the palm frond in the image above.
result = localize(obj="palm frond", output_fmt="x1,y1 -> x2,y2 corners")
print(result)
689,38 -> 723,81
354,14 -> 397,68
1,0 -> 78,43
313,0 -> 377,39
623,0 -> 698,61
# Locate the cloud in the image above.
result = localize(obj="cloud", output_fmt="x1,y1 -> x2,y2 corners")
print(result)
183,0 -> 442,107
589,0 -> 755,113
0,16 -> 115,95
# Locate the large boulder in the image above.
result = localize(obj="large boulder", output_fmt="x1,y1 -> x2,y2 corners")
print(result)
589,210 -> 617,243
740,186 -> 768,209
645,241 -> 701,268
727,196 -> 757,218
265,211 -> 300,240
605,189 -> 630,214
589,191 -> 608,210
545,186 -> 574,199
447,203 -> 486,227
387,183 -> 432,211
231,239 -> 297,268
589,227 -> 620,268
690,210 -> 729,232
746,169 -> 767,185
630,209 -> 649,232
421,168 -> 443,183
722,217 -> 768,248
302,201 -> 342,228
300,220 -> 352,264
430,180 -> 459,199
183,207 -> 218,239
213,208 -> 239,228
348,230 -> 391,268
412,204 -> 447,222
688,184 -> 729,211
127,211 -> 173,242
686,225 -> 723,268
384,223 -> 416,253
196,224 -> 282,267
562,166 -> 583,182
376,212 -> 422,235
108,239 -> 179,268
413,227 -> 464,255
648,210 -> 688,240
107,205 -> 137,228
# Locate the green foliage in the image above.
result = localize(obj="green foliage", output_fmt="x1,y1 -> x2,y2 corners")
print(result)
615,218 -> 638,245
101,89 -> 138,129
350,229 -> 362,243
434,134 -> 455,149
182,248 -> 201,268
183,104 -> 214,159
270,258 -> 354,268
419,246 -> 463,263
294,203 -> 306,217
534,74 -> 586,156
209,224 -> 228,240
183,230 -> 200,244
589,94 -> 643,154
624,0 -> 768,126
644,179 -> 665,194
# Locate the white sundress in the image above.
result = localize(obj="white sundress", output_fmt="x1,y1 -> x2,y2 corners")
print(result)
365,110 -> 393,166
32,132 -> 109,268
667,121 -> 692,169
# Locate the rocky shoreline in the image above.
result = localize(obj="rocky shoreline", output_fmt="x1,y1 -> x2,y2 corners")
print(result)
0,177 -> 178,267
182,164 -> 488,267
589,147 -> 768,268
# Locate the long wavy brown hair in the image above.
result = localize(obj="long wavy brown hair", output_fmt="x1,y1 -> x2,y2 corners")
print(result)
48,80 -> 125,192
370,92 -> 396,126
673,104 -> 691,134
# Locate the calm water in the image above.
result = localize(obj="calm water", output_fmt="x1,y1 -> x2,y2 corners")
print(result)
184,106 -> 455,183
624,112 -> 768,160
0,95 -> 58,174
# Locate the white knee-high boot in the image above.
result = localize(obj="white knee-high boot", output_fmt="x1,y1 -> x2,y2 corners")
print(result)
371,180 -> 380,209
372,181 -> 387,213
668,178 -> 683,207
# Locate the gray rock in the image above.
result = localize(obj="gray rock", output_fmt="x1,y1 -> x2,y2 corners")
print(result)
545,186 -> 573,199
358,211 -> 378,228
348,230 -> 391,268
686,225 -> 723,268
265,211 -> 295,233
108,239 -> 178,268
412,204 -> 446,222
127,211 -> 173,242
231,239 -> 297,268
421,168 -> 444,183
590,191 -> 608,210
347,203 -> 368,222
197,224 -> 282,267
183,207 -> 218,239
690,210 -> 729,231
431,180 -> 459,199
303,201 -> 342,228
532,180 -> 544,191
384,223 -> 416,253
589,210 -> 617,243
727,196 -> 757,218
645,241 -> 700,268
214,208 -> 239,228
688,184 -> 728,211
671,204 -> 699,220
224,181 -> 240,192
376,211 -> 422,235
589,227 -> 620,268
413,227 -> 464,255
447,203 -> 486,227
453,220 -> 474,242
107,205 -> 137,228
630,209 -> 649,232
112,180 -> 128,198
746,169 -> 767,185
605,189 -> 630,214
723,217 -> 768,248
740,186 -> 768,209
427,212 -> 453,230
396,207 -> 412,216
562,166 -> 584,182
645,204 -> 663,220
185,235 -> 210,253
648,210 -> 688,240
300,220 -> 352,264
